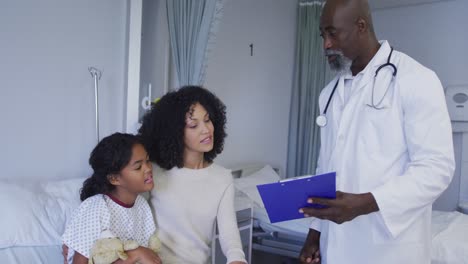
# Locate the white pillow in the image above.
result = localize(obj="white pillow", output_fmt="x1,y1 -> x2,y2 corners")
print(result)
41,177 -> 85,234
233,165 -> 280,208
0,181 -> 61,248
0,177 -> 86,249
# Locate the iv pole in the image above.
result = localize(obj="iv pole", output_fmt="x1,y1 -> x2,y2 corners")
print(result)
88,67 -> 102,144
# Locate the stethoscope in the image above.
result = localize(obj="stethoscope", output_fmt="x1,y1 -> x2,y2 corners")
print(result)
316,47 -> 397,127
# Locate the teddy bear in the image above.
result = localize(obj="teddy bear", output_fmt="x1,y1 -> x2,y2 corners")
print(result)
88,230 -> 161,264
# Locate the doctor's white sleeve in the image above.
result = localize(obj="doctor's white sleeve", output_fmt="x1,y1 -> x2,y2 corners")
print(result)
371,69 -> 455,239
217,182 -> 247,264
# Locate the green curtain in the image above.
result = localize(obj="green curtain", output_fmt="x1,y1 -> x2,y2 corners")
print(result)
286,1 -> 329,177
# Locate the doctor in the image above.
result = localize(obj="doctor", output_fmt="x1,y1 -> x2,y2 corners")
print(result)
299,0 -> 455,263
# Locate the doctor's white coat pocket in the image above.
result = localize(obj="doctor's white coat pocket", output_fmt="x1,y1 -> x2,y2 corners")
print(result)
370,210 -> 428,245
362,106 -> 405,151
357,106 -> 408,190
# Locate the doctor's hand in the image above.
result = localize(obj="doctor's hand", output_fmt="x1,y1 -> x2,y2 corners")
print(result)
299,191 -> 379,224
299,228 -> 321,263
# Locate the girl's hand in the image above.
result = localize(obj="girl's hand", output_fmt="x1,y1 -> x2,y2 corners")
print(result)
62,244 -> 69,264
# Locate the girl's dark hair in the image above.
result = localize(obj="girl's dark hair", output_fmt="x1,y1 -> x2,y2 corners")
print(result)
138,86 -> 227,170
80,133 -> 142,201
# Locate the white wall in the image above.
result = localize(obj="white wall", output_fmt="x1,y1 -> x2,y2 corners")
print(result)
373,0 -> 468,87
140,0 -> 169,120
373,0 -> 468,210
205,0 -> 298,176
0,0 -> 128,180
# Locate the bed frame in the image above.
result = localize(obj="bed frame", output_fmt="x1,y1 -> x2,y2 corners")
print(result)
251,223 -> 305,259
231,165 -> 305,261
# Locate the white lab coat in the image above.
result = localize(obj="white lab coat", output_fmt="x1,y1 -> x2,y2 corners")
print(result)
311,41 -> 455,264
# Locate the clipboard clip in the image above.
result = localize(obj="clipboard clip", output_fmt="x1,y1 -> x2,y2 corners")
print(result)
279,174 -> 314,183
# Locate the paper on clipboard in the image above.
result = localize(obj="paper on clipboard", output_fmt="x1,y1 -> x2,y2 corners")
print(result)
256,172 -> 336,223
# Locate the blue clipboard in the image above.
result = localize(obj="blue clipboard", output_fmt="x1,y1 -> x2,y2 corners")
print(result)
256,172 -> 336,223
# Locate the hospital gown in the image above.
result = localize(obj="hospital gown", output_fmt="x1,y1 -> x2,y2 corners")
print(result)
62,194 -> 155,263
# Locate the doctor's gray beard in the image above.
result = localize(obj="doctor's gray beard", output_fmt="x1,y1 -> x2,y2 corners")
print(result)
325,50 -> 352,73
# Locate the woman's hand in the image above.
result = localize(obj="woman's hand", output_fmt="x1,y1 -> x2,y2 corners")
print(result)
125,246 -> 162,264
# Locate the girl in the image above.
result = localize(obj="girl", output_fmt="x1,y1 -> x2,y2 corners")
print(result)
139,86 -> 247,264
62,133 -> 161,264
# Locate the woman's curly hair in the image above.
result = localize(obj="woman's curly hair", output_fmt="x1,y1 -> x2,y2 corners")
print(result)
138,86 -> 227,170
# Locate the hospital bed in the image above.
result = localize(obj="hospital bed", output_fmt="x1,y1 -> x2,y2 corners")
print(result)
232,165 -> 468,264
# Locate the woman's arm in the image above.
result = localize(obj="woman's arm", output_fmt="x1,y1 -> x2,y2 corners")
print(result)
217,183 -> 247,264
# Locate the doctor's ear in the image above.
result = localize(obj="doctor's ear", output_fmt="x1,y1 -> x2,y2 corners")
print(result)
107,174 -> 121,186
356,17 -> 368,33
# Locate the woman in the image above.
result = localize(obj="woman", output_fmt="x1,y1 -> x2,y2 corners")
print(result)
138,86 -> 247,264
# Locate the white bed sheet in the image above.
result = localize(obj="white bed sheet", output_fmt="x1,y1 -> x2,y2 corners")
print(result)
252,207 -> 468,264
431,211 -> 468,264
0,245 -> 62,264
